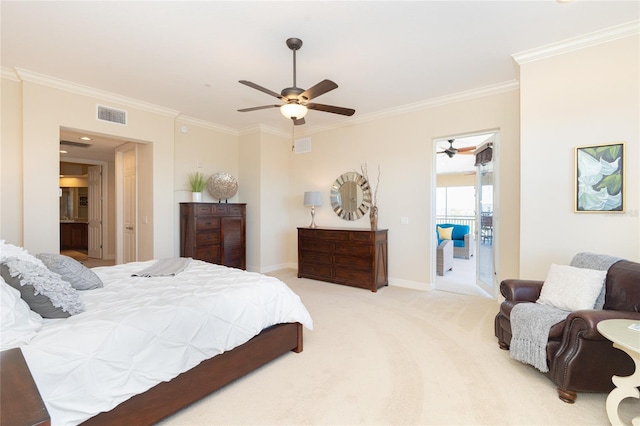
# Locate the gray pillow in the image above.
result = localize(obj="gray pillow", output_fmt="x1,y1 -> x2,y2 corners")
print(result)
36,253 -> 103,290
0,263 -> 73,318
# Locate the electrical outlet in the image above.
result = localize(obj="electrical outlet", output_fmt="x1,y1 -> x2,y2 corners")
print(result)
401,217 -> 409,225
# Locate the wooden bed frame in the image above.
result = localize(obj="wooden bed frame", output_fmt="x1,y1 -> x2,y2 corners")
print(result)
1,322 -> 303,426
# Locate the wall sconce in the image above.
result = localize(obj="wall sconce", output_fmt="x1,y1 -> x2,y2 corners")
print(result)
281,103 -> 308,120
303,191 -> 322,228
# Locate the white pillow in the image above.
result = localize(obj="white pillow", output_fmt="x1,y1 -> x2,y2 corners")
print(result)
0,276 -> 43,350
537,264 -> 607,312
0,240 -> 41,266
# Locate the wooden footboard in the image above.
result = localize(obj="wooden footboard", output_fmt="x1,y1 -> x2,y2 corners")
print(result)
0,348 -> 50,426
0,322 -> 303,426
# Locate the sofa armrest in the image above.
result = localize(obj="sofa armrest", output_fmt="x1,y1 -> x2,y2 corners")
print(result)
565,309 -> 640,341
499,279 -> 543,302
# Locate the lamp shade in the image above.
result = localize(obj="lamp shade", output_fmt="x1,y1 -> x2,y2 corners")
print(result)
281,103 -> 308,119
304,191 -> 322,207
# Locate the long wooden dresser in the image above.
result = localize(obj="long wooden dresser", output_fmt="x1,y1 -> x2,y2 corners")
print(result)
297,227 -> 388,292
180,203 -> 246,269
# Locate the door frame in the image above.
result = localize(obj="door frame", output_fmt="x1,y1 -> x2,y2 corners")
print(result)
60,157 -> 109,259
431,130 -> 500,298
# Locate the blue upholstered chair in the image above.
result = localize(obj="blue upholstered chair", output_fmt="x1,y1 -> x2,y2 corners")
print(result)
436,224 -> 475,259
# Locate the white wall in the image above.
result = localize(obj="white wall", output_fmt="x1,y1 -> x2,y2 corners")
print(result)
0,76 -> 23,245
519,34 -> 639,277
239,130 -> 262,271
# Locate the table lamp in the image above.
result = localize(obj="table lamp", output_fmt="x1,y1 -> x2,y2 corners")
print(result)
303,191 -> 322,228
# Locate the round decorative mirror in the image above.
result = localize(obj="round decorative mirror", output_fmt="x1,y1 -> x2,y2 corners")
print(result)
330,171 -> 372,220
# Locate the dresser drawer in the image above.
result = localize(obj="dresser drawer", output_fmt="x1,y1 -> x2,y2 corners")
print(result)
195,246 -> 221,263
334,268 -> 372,284
334,255 -> 371,270
299,263 -> 333,279
299,238 -> 332,253
350,231 -> 374,242
196,231 -> 220,246
195,204 -> 214,215
299,228 -> 348,241
300,251 -> 332,265
228,204 -> 244,215
334,243 -> 371,256
196,217 -> 220,230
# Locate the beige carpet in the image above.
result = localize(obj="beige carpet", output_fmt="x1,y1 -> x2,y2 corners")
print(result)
161,269 -> 638,425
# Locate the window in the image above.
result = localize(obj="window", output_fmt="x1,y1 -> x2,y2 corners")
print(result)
436,186 -> 476,217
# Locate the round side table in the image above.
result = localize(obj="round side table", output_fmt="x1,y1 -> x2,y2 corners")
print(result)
597,319 -> 640,426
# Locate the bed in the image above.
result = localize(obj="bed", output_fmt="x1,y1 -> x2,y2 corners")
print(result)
0,242 -> 313,426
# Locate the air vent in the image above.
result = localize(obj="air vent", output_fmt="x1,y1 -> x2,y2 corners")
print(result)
294,138 -> 312,154
60,140 -> 91,148
97,105 -> 127,125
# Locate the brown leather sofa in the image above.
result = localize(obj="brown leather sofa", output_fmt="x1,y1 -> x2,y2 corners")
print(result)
495,259 -> 640,403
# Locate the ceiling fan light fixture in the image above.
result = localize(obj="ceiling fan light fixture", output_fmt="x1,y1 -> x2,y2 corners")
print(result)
280,103 -> 308,119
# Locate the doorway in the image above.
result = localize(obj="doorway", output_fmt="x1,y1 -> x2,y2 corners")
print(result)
59,161 -> 105,261
433,132 -> 497,297
59,127 -> 143,265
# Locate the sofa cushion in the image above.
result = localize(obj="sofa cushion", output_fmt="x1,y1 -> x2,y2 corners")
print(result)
451,225 -> 469,241
437,226 -> 453,240
537,264 -> 606,312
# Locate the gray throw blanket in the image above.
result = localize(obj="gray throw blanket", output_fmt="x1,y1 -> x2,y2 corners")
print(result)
132,257 -> 191,277
509,252 -> 622,372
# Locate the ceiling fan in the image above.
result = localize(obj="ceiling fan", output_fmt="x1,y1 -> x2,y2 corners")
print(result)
437,139 -> 476,158
237,38 -> 355,125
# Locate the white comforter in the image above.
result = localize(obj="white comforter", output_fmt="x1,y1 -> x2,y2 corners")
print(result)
21,260 -> 313,426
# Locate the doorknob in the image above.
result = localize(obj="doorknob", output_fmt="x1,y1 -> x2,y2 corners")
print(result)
126,226 -> 134,230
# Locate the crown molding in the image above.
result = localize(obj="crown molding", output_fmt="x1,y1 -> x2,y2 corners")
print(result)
238,124 -> 289,139
512,20 -> 640,65
1,67 -> 20,82
176,114 -> 238,136
304,80 -> 519,135
13,68 -> 181,118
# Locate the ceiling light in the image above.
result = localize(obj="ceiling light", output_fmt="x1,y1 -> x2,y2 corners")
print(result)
60,150 -> 68,154
280,103 -> 308,120
80,136 -> 92,141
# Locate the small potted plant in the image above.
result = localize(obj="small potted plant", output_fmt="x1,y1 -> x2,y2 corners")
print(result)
188,172 -> 208,202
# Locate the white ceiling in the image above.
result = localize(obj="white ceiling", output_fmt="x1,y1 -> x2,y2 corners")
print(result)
2,1 -> 638,138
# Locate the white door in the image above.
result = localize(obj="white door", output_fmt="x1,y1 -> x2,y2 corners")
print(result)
122,147 -> 137,263
87,165 -> 103,258
476,161 -> 494,295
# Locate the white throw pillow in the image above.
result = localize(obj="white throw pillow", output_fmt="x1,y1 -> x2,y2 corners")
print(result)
0,276 -> 43,350
537,264 -> 607,312
0,240 -> 41,266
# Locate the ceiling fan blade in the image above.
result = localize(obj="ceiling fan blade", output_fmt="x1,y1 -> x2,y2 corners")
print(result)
239,80 -> 285,100
457,146 -> 476,153
293,117 -> 306,126
237,105 -> 281,112
299,79 -> 338,102
307,103 -> 355,116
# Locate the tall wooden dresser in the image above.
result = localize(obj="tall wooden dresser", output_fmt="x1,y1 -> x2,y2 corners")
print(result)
297,227 -> 388,292
180,203 -> 246,269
